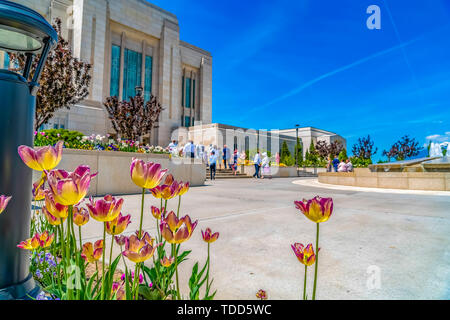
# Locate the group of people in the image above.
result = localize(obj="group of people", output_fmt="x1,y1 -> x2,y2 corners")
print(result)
327,155 -> 353,172
207,144 -> 239,180
252,150 -> 270,179
167,140 -> 273,180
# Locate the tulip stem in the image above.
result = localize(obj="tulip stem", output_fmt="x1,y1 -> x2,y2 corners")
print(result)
177,196 -> 181,219
138,188 -> 145,238
303,265 -> 307,300
78,226 -> 82,257
173,243 -> 181,300
95,261 -> 99,289
312,223 -> 319,300
206,242 -> 211,293
132,263 -> 140,300
108,235 -> 114,296
101,223 -> 106,300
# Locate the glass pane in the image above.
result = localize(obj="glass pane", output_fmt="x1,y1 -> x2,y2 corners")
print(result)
185,78 -> 191,108
110,45 -> 121,97
0,29 -> 41,52
192,79 -> 195,109
185,116 -> 190,127
144,55 -> 152,102
122,49 -> 142,100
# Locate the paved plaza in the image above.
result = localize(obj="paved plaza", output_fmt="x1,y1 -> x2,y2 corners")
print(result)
80,177 -> 450,300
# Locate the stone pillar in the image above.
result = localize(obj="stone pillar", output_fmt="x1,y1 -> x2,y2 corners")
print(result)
119,31 -> 125,101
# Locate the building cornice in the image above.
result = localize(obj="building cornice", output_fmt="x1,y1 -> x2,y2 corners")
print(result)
180,40 -> 212,57
136,0 -> 178,21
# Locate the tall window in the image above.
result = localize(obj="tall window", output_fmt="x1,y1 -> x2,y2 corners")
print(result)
110,45 -> 121,97
144,55 -> 152,102
184,116 -> 191,127
185,77 -> 191,108
192,79 -> 195,109
122,48 -> 142,100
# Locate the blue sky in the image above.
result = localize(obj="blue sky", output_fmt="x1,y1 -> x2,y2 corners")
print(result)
150,0 -> 450,160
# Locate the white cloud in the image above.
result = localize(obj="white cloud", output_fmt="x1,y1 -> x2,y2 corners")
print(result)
425,132 -> 450,143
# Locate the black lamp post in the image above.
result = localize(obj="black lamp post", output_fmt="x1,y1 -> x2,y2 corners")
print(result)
0,1 -> 57,300
295,124 -> 299,176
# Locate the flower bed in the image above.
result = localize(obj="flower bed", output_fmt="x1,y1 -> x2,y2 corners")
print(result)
0,141 -> 339,300
31,148 -> 206,196
34,130 -> 169,154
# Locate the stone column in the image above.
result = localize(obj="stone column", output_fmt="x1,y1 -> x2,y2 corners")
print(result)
118,31 -> 126,101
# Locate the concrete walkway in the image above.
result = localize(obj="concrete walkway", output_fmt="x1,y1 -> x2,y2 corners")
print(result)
80,177 -> 450,300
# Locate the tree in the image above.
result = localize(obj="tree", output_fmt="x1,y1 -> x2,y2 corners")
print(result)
295,138 -> 303,166
338,148 -> 348,162
104,94 -> 163,141
352,135 -> 378,160
315,140 -> 343,159
306,140 -> 319,166
11,18 -> 91,130
280,140 -> 291,164
382,135 -> 421,161
315,140 -> 329,159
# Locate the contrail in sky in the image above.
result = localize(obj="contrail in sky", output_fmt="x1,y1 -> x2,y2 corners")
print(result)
251,37 -> 421,113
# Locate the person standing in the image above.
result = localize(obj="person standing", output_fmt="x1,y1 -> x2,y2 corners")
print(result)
326,156 -> 332,172
183,141 -> 191,158
222,144 -> 231,169
261,152 -> 270,179
231,149 -> 238,175
332,155 -> 340,172
190,141 -> 196,159
253,150 -> 262,178
167,140 -> 177,153
209,150 -> 217,180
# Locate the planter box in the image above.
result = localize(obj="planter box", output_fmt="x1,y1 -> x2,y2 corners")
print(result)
318,171 -> 450,191
32,149 -> 205,196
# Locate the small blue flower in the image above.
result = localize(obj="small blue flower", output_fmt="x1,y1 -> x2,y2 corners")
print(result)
35,269 -> 43,279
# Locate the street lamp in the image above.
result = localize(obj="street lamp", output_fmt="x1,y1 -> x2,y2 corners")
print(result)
295,124 -> 299,176
0,1 -> 57,300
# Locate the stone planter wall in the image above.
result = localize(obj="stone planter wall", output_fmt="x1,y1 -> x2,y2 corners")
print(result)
318,168 -> 450,191
32,149 -> 206,196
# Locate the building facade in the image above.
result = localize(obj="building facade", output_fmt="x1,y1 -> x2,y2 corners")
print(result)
2,0 -> 213,146
178,123 -> 346,158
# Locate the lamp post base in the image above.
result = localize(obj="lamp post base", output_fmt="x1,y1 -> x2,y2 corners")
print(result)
0,273 -> 40,300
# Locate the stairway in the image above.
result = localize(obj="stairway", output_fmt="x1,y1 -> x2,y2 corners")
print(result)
296,170 -> 318,177
205,167 -> 318,180
206,167 -> 252,180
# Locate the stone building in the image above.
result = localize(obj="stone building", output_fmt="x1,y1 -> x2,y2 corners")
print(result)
174,123 -> 346,158
1,0 -> 213,146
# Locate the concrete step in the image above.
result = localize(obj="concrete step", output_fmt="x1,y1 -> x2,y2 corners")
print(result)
206,175 -> 253,180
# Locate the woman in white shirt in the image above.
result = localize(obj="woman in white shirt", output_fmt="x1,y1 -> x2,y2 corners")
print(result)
337,160 -> 347,172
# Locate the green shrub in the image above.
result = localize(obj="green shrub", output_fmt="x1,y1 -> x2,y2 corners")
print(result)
350,156 -> 372,167
34,129 -> 84,147
338,149 -> 348,162
282,155 -> 296,166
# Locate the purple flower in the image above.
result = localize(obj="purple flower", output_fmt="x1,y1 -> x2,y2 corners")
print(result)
35,269 -> 43,279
